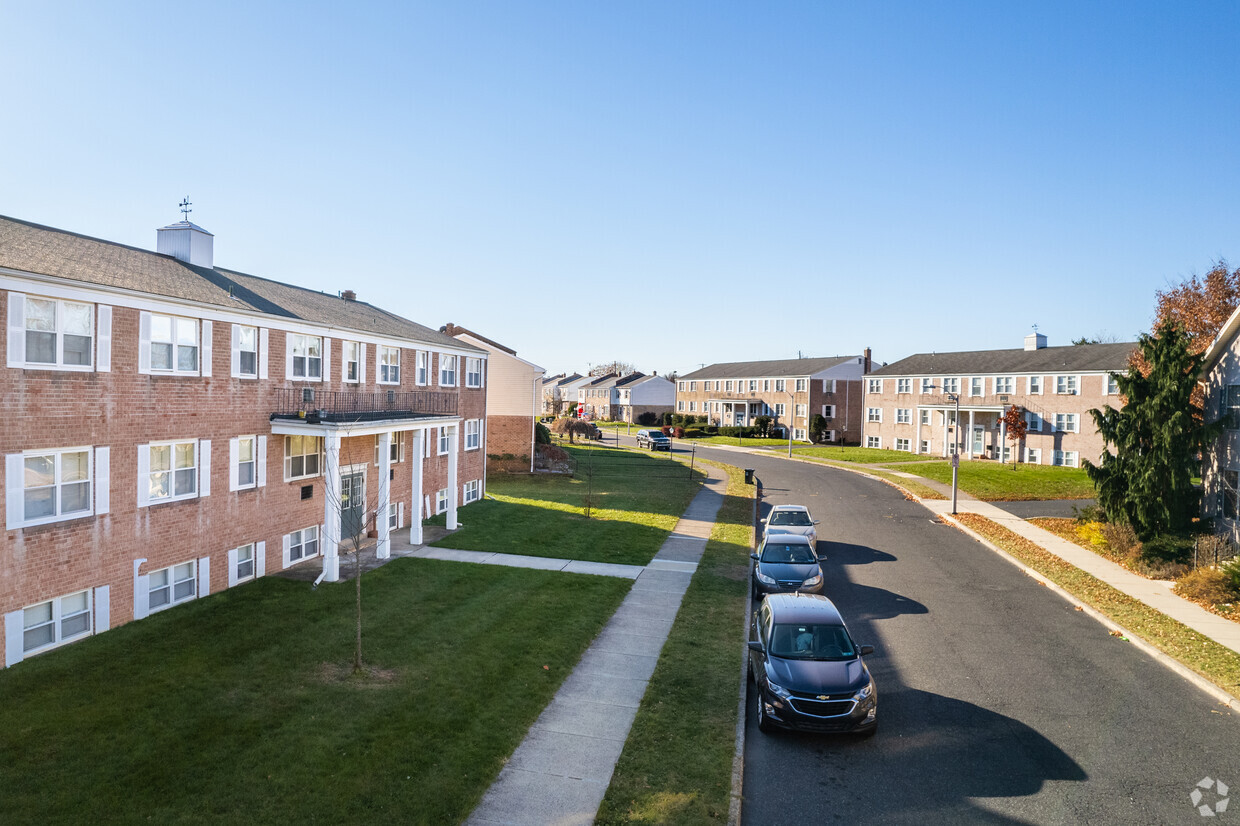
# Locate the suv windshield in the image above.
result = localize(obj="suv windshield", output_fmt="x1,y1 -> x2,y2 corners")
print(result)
769,511 -> 812,526
761,543 -> 816,564
768,623 -> 856,660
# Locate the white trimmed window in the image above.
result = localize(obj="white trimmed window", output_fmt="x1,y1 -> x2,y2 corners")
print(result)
920,409 -> 931,425
678,381 -> 685,391
436,488 -> 448,514
689,401 -> 697,413
438,428 -> 451,455
465,419 -> 481,450
286,526 -> 319,566
1026,412 -> 1041,432
995,376 -> 1014,394
150,314 -> 199,374
942,377 -> 959,394
1054,413 -> 1078,433
148,561 -> 196,613
290,334 -> 323,380
1029,375 -> 1043,394
345,341 -> 361,383
464,479 -> 481,504
14,447 -> 92,526
466,357 -> 483,388
867,378 -> 881,394
21,296 -> 94,369
921,378 -> 934,393
677,400 -> 686,412
1052,450 -> 1078,468
897,378 -> 911,394
146,441 -> 198,503
895,408 -> 911,424
233,543 -> 255,584
378,346 -> 401,384
867,407 -> 882,423
416,351 -> 428,385
1055,375 -> 1077,395
747,380 -> 756,391
725,380 -> 734,391
1025,447 -> 1042,464
21,590 -> 92,655
866,436 -> 881,449
795,379 -> 807,392
388,502 -> 400,530
690,381 -> 697,391
763,380 -> 771,391
775,379 -> 786,392
895,438 -> 911,451
919,439 -> 930,453
823,405 -> 836,418
1106,374 -> 1120,395
284,435 -> 322,480
793,428 -> 807,441
969,377 -> 984,396
234,436 -> 256,490
439,354 -> 458,386
795,404 -> 807,419
774,403 -> 785,416
233,325 -> 258,378
374,433 -> 405,464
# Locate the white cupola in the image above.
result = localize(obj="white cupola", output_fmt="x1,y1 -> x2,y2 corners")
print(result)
157,220 -> 214,269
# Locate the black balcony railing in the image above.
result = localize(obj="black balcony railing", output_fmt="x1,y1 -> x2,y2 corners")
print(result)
270,388 -> 458,424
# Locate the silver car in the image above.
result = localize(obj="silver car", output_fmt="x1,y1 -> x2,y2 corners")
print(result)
763,504 -> 819,551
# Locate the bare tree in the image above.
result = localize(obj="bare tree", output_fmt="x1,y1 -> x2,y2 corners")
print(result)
590,361 -> 634,377
552,417 -> 596,444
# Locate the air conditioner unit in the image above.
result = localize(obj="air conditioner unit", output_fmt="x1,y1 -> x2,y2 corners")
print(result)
302,388 -> 315,404
999,395 -> 1009,403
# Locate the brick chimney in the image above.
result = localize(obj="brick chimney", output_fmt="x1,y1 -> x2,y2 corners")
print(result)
863,347 -> 872,374
441,322 -> 462,337
341,289 -> 356,301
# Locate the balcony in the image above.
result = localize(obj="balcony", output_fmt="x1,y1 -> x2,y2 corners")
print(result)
270,388 -> 457,424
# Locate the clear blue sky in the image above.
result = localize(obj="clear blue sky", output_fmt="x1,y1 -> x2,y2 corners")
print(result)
3,2 -> 1238,377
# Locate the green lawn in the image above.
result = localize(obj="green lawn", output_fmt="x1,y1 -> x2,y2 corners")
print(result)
0,560 -> 630,826
598,462 -> 752,825
431,444 -> 703,565
878,460 -> 1096,501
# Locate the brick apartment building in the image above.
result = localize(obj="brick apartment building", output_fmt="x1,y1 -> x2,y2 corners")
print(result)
862,333 -> 1134,465
1,215 -> 487,668
675,355 -> 871,443
541,373 -> 587,416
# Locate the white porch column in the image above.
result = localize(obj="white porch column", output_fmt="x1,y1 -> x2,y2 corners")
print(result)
410,429 -> 424,546
377,431 -> 391,560
942,411 -> 949,457
447,424 -> 460,530
322,432 -> 341,583
968,410 -> 976,458
999,419 -> 1007,463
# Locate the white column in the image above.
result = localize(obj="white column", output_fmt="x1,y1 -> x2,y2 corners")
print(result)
322,431 -> 341,583
942,410 -> 949,457
968,409 -> 976,458
410,429 -> 424,545
999,419 -> 1007,462
447,424 -> 459,530
377,431 -> 391,560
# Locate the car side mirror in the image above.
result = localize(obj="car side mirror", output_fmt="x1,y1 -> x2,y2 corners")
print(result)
747,641 -> 764,652
859,645 -> 874,656
813,520 -> 820,525
750,553 -> 760,561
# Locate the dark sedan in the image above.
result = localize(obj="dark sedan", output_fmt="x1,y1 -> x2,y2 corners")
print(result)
750,534 -> 822,600
747,593 -> 877,735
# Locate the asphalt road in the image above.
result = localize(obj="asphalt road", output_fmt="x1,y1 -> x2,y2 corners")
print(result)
623,437 -> 1240,825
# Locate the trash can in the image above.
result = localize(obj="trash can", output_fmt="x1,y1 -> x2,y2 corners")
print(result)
744,468 -> 755,485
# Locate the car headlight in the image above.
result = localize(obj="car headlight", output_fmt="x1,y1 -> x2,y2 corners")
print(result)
766,678 -> 792,700
802,573 -> 822,587
755,569 -> 776,585
854,680 -> 874,702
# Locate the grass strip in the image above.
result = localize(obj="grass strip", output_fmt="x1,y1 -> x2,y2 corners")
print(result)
885,461 -> 1095,501
0,560 -> 630,826
597,462 -> 753,825
955,513 -> 1240,695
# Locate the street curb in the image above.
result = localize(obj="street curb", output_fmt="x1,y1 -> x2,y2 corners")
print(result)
941,512 -> 1240,712
727,483 -> 757,826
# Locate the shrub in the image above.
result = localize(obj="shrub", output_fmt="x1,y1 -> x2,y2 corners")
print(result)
1101,522 -> 1140,561
1075,521 -> 1107,547
662,411 -> 674,426
1140,534 -> 1193,564
672,426 -> 684,438
661,426 -> 672,436
683,428 -> 704,438
703,424 -> 718,435
1175,566 -> 1240,606
534,422 -> 551,445
753,415 -> 772,435
636,411 -> 657,426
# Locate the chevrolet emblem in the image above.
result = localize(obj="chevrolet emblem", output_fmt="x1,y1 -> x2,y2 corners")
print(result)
817,695 -> 829,700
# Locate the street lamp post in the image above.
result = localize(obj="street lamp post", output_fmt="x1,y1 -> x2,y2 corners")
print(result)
787,390 -> 795,459
946,391 -> 960,515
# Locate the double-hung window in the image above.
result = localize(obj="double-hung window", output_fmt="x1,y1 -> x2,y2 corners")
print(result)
868,379 -> 881,394
374,433 -> 404,464
775,379 -> 786,392
995,376 -> 1014,394
147,441 -> 197,503
678,381 -> 685,391
920,409 -> 931,425
1029,375 -> 1043,394
895,438 -> 911,451
466,357 -> 483,388
234,325 -> 258,378
725,380 -> 734,391
150,314 -> 199,373
942,377 -> 959,394
19,448 -> 92,524
438,428 -> 451,455
1107,375 -> 1120,396
1224,470 -> 1239,519
1026,412 -> 1041,432
921,378 -> 934,393
345,341 -> 361,383
970,377 -> 984,396
436,488 -> 449,514
1052,450 -> 1078,468
866,436 -> 881,448
896,408 -> 911,424
763,380 -> 771,391
22,590 -> 92,655
867,407 -> 882,423
233,543 -> 255,583
379,346 -> 400,384
795,379 -> 806,392
286,526 -> 319,565
1226,385 -> 1240,429
290,334 -> 322,379
416,351 -> 428,385
464,479 -> 481,504
1026,447 -> 1041,464
465,419 -> 481,450
795,404 -> 807,419
148,561 -> 196,612
284,435 -> 322,480
774,403 -> 785,416
235,436 -> 256,489
748,380 -> 757,391
1055,375 -> 1077,395
439,354 -> 457,386
1054,413 -> 1078,433
897,379 -> 911,394
23,296 -> 93,368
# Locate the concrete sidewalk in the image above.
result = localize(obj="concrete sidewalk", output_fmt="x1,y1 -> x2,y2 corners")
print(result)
465,462 -> 728,826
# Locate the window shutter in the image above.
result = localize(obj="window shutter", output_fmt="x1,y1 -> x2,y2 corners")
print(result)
256,541 -> 266,578
134,574 -> 150,620
136,445 -> 150,508
94,585 -> 110,632
257,436 -> 267,488
282,534 -> 292,568
227,548 -> 238,587
285,333 -> 294,380
230,324 -> 241,378
198,556 -> 210,596
95,446 -> 110,515
5,453 -> 24,529
425,494 -> 432,519
359,343 -> 366,383
5,610 -> 23,667
228,438 -> 239,492
322,337 -> 331,382
376,346 -> 383,384
96,305 -> 112,372
6,292 -> 25,367
199,440 -> 211,497
138,311 -> 152,374
259,328 -> 269,379
398,501 -> 405,528
200,320 -> 212,377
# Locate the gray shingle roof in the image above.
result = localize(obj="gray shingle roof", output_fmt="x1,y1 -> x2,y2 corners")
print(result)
0,215 -> 478,352
681,356 -> 860,381
870,342 -> 1136,377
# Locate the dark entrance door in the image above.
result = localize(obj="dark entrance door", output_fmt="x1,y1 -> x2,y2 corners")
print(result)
341,471 -> 365,541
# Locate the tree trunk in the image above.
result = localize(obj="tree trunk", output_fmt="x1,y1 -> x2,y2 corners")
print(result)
353,548 -> 363,674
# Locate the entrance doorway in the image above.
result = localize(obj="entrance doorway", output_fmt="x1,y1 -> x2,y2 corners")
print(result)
341,471 -> 365,541
972,426 -> 985,456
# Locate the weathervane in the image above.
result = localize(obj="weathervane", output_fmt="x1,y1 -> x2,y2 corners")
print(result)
179,197 -> 192,222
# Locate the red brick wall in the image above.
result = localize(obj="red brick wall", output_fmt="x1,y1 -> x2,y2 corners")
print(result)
486,414 -> 534,464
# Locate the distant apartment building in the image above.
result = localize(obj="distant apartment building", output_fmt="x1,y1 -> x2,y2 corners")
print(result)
1200,307 -> 1240,540
862,333 -> 1134,465
675,355 -> 871,443
616,374 -> 674,423
541,373 -> 587,416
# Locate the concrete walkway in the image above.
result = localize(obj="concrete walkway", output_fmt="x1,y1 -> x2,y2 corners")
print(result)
465,463 -> 727,826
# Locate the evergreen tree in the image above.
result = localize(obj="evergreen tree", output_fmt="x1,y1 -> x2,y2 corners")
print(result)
1084,321 -> 1220,539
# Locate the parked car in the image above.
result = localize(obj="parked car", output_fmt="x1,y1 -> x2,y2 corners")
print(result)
635,428 -> 672,451
763,504 -> 820,551
586,422 -> 603,440
750,534 -> 822,600
747,593 -> 877,735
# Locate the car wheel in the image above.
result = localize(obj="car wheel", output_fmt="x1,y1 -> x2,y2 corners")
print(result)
756,691 -> 775,734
